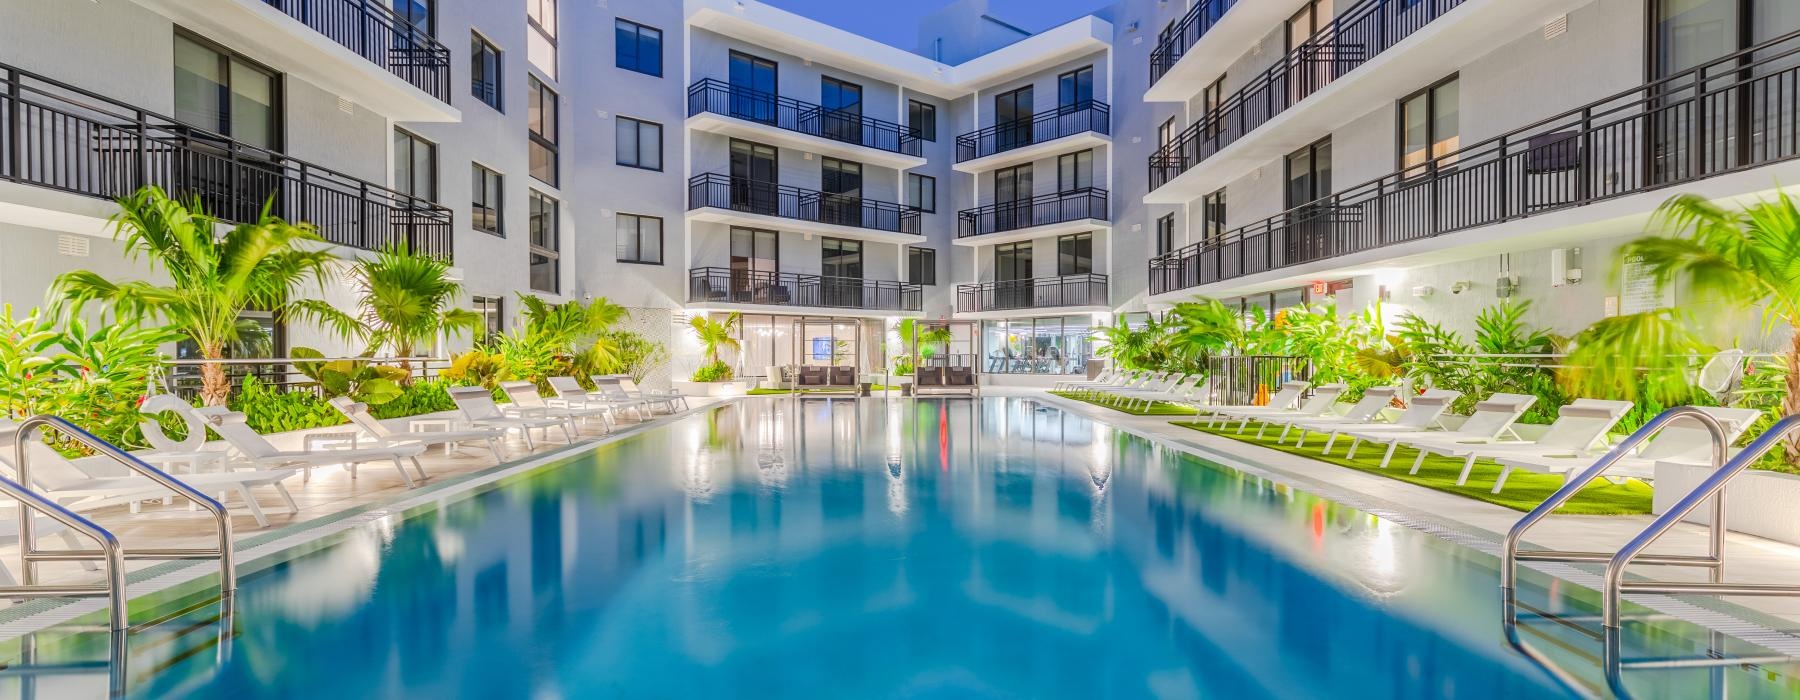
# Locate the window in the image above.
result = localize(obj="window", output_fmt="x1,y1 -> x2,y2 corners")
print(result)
471,163 -> 502,235
616,213 -> 663,264
907,173 -> 936,213
472,295 -> 504,341
1201,189 -> 1226,243
994,242 -> 1032,281
528,76 -> 558,185
615,19 -> 662,77
1650,0 -> 1800,78
908,100 -> 937,141
470,33 -> 502,111
1057,150 -> 1094,192
616,116 -> 663,171
1399,75 -> 1460,177
528,191 -> 559,293
1057,65 -> 1094,111
908,247 -> 937,286
1201,76 -> 1226,139
820,76 -> 863,143
1285,138 -> 1332,208
174,33 -> 279,149
1156,214 -> 1175,255
1158,117 -> 1175,149
731,227 -> 778,275
1057,233 -> 1092,276
393,129 -> 436,202
527,0 -> 556,77
392,0 -> 431,33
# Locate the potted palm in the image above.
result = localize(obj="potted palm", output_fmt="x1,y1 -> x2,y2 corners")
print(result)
675,312 -> 751,396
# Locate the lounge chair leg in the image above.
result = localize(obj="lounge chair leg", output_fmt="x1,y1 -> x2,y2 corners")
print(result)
1379,442 -> 1398,469
1293,430 -> 1307,448
1456,454 -> 1478,485
1255,422 -> 1268,439
559,423 -> 574,444
1491,467 -> 1512,494
487,438 -> 504,461
392,458 -> 417,488
1346,438 -> 1361,459
1278,425 -> 1293,442
410,456 -> 428,480
1409,448 -> 1430,474
1322,433 -> 1338,455
521,428 -> 537,450
237,485 -> 269,528
274,483 -> 299,513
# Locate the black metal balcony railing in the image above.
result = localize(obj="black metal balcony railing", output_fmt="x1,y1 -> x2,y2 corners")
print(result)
958,188 -> 1108,238
1149,0 -> 1467,191
688,267 -> 922,312
957,274 -> 1108,313
1148,28 -> 1800,295
262,0 -> 452,102
0,62 -> 452,258
955,101 -> 1111,162
686,79 -> 921,157
688,173 -> 921,235
1149,0 -> 1237,86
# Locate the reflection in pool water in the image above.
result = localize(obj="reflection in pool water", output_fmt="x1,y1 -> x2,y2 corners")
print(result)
8,398 -> 1800,698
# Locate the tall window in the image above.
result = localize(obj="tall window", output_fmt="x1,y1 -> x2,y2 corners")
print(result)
1201,76 -> 1226,139
1201,189 -> 1227,243
470,33 -> 502,111
392,0 -> 431,33
471,163 -> 502,235
1285,138 -> 1332,208
615,116 -> 663,171
1057,150 -> 1094,192
1058,66 -> 1095,111
393,128 -> 436,202
174,33 -> 279,149
908,100 -> 937,141
616,213 -> 663,264
1057,233 -> 1092,275
528,191 -> 559,293
1399,75 -> 1460,177
1156,214 -> 1175,255
472,295 -> 504,341
908,247 -> 937,286
527,0 -> 557,77
615,19 -> 662,77
528,77 -> 558,185
1650,0 -> 1800,78
908,173 -> 936,213
730,227 -> 778,275
1158,117 -> 1175,149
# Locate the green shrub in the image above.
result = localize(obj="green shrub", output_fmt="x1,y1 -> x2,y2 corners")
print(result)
369,380 -> 458,420
228,376 -> 344,434
692,360 -> 733,382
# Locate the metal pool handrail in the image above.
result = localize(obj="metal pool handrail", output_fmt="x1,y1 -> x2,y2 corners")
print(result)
1602,413 -> 1800,627
4,415 -> 237,631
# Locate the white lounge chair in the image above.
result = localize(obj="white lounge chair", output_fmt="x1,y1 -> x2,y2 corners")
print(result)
1493,407 -> 1763,489
193,406 -> 432,490
1272,386 -> 1400,449
1054,368 -> 1118,392
1105,374 -> 1198,411
327,396 -> 507,462
1092,372 -> 1173,406
447,385 -> 574,448
1077,371 -> 1149,399
618,377 -> 687,412
497,381 -> 610,432
1316,389 -> 1463,456
1337,393 -> 1538,470
590,377 -> 661,419
1218,383 -> 1347,437
547,376 -> 641,421
1197,381 -> 1310,427
1405,398 -> 1634,487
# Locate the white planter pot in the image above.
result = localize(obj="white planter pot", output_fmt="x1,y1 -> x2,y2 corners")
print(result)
672,379 -> 754,397
1652,461 -> 1800,547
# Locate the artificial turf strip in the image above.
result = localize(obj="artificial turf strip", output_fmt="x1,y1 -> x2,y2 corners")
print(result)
1048,391 -> 1199,416
1173,419 -> 1653,515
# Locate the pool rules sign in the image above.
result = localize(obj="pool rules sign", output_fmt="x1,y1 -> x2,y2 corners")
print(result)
1619,254 -> 1674,314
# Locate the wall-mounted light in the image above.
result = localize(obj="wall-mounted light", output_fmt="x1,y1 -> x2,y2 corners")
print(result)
1410,285 -> 1435,298
1449,280 -> 1474,295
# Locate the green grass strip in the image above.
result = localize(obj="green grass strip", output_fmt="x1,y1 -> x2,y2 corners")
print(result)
1173,419 -> 1652,515
1049,391 -> 1199,416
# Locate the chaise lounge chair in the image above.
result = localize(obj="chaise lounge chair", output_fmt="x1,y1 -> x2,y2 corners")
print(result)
1336,393 -> 1537,470
329,396 -> 508,462
1492,406 -> 1763,490
1309,389 -> 1463,456
1404,398 -> 1634,488
1197,381 -> 1310,426
194,406 -> 432,490
447,386 -> 575,448
1268,386 -> 1401,449
498,381 -> 605,433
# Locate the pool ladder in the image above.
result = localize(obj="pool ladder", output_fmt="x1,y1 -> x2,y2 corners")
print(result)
0,415 -> 236,632
1503,406 -> 1800,628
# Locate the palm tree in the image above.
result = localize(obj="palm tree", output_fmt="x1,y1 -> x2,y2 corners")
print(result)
690,312 -> 741,379
55,188 -> 357,406
354,245 -> 482,380
1621,191 -> 1800,455
516,294 -> 631,377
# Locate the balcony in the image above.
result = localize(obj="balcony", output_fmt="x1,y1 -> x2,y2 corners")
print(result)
957,275 -> 1109,315
955,188 -> 1108,246
1146,0 -> 1236,94
688,267 -> 922,316
686,173 -> 921,245
130,0 -> 455,121
686,79 -> 925,170
954,102 -> 1110,173
1147,29 -> 1800,297
0,62 -> 452,259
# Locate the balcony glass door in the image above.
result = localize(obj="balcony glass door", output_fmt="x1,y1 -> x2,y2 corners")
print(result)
728,51 -> 777,123
1648,0 -> 1800,182
730,227 -> 779,303
820,77 -> 863,144
173,33 -> 282,222
729,139 -> 778,215
994,242 -> 1033,311
1057,66 -> 1093,114
1285,138 -> 1334,265
1286,0 -> 1333,103
993,164 -> 1033,232
994,86 -> 1034,151
820,158 -> 863,227
821,238 -> 863,308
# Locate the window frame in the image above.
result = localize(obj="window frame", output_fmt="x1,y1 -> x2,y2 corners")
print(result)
907,173 -> 937,214
470,31 -> 503,112
472,295 -> 505,342
1057,150 -> 1094,193
1201,189 -> 1227,244
1395,73 -> 1460,179
908,99 -> 937,142
393,128 -> 437,203
615,115 -> 664,172
1156,214 -> 1175,255
614,18 -> 663,77
615,213 -> 665,265
173,30 -> 284,150
1056,232 -> 1093,276
527,75 -> 559,186
908,247 -> 937,286
528,189 -> 560,293
470,162 -> 503,236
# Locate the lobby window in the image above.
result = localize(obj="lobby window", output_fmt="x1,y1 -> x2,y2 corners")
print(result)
616,116 -> 663,171
1156,214 -> 1175,255
908,100 -> 936,141
907,173 -> 936,213
471,163 -> 502,235
1399,75 -> 1460,178
528,191 -> 559,293
472,295 -> 504,341
393,128 -> 436,202
528,76 -> 558,185
1201,189 -> 1226,243
174,33 -> 280,149
527,0 -> 556,78
470,32 -> 502,111
615,19 -> 662,77
616,213 -> 663,265
908,247 -> 937,285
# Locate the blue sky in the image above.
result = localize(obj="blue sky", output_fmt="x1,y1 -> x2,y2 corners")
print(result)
762,0 -> 1102,54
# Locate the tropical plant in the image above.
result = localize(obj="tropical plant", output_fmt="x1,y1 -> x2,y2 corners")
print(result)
1093,316 -> 1168,370
588,330 -> 667,383
228,375 -> 344,434
1166,298 -> 1244,362
443,349 -> 506,389
690,312 -> 741,381
54,187 -> 358,406
1619,191 -> 1800,457
368,380 -> 458,420
352,245 -> 481,378
290,347 -> 409,406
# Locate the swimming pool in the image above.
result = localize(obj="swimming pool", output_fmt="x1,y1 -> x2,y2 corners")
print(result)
6,398 -> 1800,698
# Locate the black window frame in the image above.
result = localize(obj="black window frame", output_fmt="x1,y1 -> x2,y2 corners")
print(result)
908,247 -> 937,286
614,18 -> 663,77
471,162 -> 503,236
173,30 -> 284,150
1201,189 -> 1227,244
907,173 -> 937,214
528,190 -> 559,294
1396,73 -> 1460,179
527,75 -> 559,186
908,99 -> 937,141
393,127 -> 437,203
616,115 -> 664,172
472,295 -> 504,342
470,31 -> 503,112
1056,232 -> 1093,276
1156,214 -> 1175,255
1057,150 -> 1094,193
616,213 -> 665,265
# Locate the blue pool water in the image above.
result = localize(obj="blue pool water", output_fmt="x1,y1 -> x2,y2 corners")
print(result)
8,398 -> 1800,698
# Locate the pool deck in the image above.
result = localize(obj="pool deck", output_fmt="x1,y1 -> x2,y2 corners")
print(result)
1022,388 -> 1800,643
